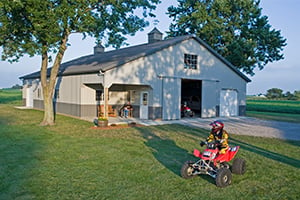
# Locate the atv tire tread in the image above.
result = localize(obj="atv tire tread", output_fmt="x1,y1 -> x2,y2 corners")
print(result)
181,161 -> 197,179
232,158 -> 246,175
216,168 -> 232,188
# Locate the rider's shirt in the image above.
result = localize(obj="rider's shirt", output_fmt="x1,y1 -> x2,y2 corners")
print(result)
206,129 -> 229,153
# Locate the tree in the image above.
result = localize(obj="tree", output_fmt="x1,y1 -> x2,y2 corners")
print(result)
11,84 -> 22,89
0,0 -> 160,125
284,91 -> 294,100
166,0 -> 286,75
266,88 -> 283,99
294,90 -> 300,100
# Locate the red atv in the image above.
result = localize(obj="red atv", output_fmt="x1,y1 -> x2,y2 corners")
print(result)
181,141 -> 246,187
181,103 -> 194,117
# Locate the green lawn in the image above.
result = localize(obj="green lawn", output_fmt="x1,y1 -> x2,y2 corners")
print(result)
1,95 -> 300,199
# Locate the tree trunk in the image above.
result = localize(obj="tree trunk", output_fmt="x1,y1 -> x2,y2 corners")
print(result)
41,86 -> 55,126
40,31 -> 69,126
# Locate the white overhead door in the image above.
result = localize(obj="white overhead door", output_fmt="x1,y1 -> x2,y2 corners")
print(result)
220,89 -> 238,117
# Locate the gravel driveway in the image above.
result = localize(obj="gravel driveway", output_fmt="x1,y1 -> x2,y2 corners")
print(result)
127,116 -> 300,141
177,117 -> 300,141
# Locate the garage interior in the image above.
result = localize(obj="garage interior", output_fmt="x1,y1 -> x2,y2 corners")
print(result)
181,79 -> 202,117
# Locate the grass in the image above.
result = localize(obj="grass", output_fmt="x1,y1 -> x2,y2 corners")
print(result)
0,89 -> 22,105
246,111 -> 300,123
246,99 -> 300,114
1,90 -> 300,199
246,99 -> 300,123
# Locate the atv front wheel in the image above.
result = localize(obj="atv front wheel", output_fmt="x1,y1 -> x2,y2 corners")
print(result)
189,111 -> 194,117
215,168 -> 232,187
181,161 -> 197,179
232,158 -> 246,175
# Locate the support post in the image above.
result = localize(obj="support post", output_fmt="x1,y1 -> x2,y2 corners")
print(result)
104,87 -> 109,118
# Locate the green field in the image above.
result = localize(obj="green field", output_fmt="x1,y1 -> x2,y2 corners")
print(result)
0,89 -> 22,105
247,99 -> 300,114
246,99 -> 300,123
0,89 -> 300,199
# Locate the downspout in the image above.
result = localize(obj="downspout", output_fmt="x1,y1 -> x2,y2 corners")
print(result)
157,74 -> 164,119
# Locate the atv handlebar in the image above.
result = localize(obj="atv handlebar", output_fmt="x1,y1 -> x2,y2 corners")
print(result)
200,141 -> 206,147
200,141 -> 222,148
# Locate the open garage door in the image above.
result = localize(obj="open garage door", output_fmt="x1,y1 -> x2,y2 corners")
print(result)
220,89 -> 238,117
181,79 -> 202,116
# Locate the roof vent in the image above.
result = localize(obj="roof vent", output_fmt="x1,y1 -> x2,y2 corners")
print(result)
148,27 -> 163,43
94,43 -> 105,54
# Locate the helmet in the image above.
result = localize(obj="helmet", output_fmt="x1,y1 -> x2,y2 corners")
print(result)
209,120 -> 224,133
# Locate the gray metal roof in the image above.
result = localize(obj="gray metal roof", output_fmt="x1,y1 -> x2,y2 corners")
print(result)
20,35 -> 251,82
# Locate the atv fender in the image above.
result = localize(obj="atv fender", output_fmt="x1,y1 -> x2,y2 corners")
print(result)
228,146 -> 240,160
193,149 -> 201,158
215,146 -> 240,163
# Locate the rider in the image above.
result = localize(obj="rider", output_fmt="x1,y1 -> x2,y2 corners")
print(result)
201,120 -> 229,154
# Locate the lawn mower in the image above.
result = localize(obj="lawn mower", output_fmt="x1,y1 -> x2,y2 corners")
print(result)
181,141 -> 246,187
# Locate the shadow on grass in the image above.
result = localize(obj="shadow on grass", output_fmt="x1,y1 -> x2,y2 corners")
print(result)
134,124 -> 214,184
135,125 -> 191,177
230,137 -> 300,169
133,124 -> 220,185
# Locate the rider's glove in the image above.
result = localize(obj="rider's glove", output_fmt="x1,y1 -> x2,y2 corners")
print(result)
200,141 -> 206,147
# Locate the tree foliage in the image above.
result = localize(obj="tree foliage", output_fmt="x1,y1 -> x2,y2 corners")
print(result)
283,90 -> 300,101
294,91 -> 300,100
166,0 -> 286,75
0,0 -> 160,61
0,0 -> 160,125
266,88 -> 283,99
265,88 -> 300,100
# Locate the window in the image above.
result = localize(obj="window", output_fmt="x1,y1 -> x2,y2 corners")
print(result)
184,54 -> 198,69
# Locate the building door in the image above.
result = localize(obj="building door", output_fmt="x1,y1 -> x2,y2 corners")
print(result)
162,78 -> 181,120
26,87 -> 33,108
220,89 -> 238,116
140,91 -> 148,119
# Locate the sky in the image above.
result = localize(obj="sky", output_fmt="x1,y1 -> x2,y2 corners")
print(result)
0,0 -> 299,95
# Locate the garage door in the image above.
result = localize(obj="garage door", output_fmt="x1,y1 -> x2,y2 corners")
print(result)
162,78 -> 181,120
220,90 -> 238,117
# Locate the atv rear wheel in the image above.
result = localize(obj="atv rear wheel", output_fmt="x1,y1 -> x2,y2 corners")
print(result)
181,161 -> 197,179
232,158 -> 246,175
215,168 -> 232,187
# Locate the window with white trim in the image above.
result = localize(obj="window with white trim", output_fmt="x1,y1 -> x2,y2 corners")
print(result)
184,54 -> 198,69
